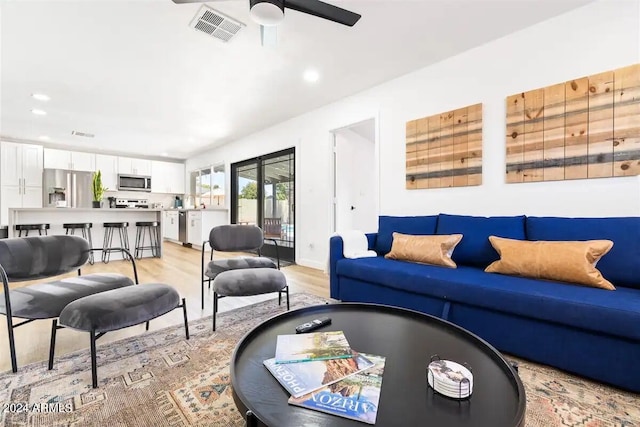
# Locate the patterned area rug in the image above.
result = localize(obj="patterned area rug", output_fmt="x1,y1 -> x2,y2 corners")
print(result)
0,293 -> 638,426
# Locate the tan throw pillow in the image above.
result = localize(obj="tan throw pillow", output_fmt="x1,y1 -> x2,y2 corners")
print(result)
485,236 -> 615,290
385,233 -> 463,268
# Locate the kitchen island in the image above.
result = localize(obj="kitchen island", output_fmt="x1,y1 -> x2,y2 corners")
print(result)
7,208 -> 164,259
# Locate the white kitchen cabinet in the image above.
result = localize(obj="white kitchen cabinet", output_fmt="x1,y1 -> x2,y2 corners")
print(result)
187,211 -> 202,246
1,142 -> 43,225
95,154 -> 118,190
118,157 -> 152,176
151,161 -> 185,194
44,148 -> 95,172
164,211 -> 179,241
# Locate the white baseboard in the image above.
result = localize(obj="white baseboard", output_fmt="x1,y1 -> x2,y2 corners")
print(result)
297,258 -> 326,271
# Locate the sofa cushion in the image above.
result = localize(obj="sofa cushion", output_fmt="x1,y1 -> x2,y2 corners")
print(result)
385,233 -> 462,268
436,214 -> 526,268
375,216 -> 438,255
485,236 -> 615,290
526,217 -> 640,289
335,256 -> 640,340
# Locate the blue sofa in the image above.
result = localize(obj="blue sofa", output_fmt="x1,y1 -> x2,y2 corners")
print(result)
330,214 -> 640,392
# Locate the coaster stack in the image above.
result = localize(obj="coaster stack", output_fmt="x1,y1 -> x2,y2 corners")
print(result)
427,359 -> 473,399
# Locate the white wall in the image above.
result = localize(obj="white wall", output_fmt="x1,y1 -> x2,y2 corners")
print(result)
187,0 -> 640,269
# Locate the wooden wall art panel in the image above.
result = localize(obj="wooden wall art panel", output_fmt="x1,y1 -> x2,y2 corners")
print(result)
505,63 -> 640,182
406,103 -> 482,189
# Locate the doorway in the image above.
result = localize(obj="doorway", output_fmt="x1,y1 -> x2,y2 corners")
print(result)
231,148 -> 295,263
332,118 -> 378,233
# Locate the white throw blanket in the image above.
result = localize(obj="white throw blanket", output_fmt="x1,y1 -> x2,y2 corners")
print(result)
325,230 -> 377,274
338,230 -> 377,259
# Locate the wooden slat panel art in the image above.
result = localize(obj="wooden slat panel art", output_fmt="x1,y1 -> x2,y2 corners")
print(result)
506,64 -> 640,182
406,103 -> 482,189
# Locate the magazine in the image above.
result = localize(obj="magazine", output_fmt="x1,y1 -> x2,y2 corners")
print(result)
263,352 -> 374,398
275,331 -> 353,364
288,354 -> 386,424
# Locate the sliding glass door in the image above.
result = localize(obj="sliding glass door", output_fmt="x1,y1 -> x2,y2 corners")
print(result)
231,148 -> 295,262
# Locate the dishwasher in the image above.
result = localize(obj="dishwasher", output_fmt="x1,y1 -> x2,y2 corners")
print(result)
178,210 -> 189,246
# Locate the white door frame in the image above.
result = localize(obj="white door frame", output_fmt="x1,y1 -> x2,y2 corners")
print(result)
329,114 -> 380,234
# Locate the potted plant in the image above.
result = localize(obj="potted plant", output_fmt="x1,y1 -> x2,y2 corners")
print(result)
92,170 -> 108,208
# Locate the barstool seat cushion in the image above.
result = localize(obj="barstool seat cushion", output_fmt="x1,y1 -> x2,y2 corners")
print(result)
63,223 -> 93,228
212,268 -> 286,297
135,221 -> 159,227
0,273 -> 134,319
15,224 -> 50,230
59,284 -> 180,333
104,222 -> 129,228
205,256 -> 277,279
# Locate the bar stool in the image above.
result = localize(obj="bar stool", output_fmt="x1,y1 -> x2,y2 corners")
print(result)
135,221 -> 161,259
102,222 -> 130,264
15,223 -> 50,237
64,223 -> 94,264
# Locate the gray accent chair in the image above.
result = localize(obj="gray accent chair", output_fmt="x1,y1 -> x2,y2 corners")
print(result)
58,283 -> 189,388
0,235 -> 138,373
211,268 -> 288,330
201,224 -> 286,309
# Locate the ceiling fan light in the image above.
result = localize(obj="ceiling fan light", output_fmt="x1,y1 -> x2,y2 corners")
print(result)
250,0 -> 284,26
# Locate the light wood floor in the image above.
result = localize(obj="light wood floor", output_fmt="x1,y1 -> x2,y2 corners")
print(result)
0,242 -> 329,372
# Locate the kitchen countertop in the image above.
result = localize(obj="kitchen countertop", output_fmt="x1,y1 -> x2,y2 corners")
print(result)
11,208 -> 165,212
163,208 -> 228,211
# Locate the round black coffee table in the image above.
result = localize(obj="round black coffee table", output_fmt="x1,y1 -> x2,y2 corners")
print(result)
231,303 -> 526,427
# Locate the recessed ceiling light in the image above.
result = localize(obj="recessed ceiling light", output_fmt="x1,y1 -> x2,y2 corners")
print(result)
31,93 -> 50,102
31,109 -> 47,115
303,69 -> 320,83
38,136 -> 50,141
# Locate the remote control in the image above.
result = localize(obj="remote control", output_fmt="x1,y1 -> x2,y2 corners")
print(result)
295,317 -> 332,333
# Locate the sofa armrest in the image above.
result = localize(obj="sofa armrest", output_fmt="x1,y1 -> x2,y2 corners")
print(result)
330,233 -> 379,299
329,236 -> 344,299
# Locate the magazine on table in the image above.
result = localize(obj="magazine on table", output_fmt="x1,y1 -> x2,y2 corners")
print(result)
275,331 -> 353,364
288,353 -> 386,425
263,352 -> 374,398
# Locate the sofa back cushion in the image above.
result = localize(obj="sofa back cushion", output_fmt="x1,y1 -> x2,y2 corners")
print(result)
526,217 -> 640,289
376,216 -> 438,255
436,214 -> 526,268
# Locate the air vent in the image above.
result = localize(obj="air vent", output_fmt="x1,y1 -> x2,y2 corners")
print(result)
190,5 -> 245,43
71,130 -> 95,138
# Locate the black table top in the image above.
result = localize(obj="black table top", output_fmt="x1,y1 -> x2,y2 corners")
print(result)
231,303 -> 526,427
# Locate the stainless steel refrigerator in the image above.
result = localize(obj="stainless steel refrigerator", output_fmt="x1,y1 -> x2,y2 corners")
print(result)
42,169 -> 94,208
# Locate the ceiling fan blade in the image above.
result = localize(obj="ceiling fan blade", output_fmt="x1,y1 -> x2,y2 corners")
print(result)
284,0 -> 361,27
260,25 -> 278,47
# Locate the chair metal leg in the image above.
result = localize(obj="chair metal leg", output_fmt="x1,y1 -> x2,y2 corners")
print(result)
90,330 -> 98,388
278,291 -> 282,306
48,319 -> 57,370
5,314 -> 17,373
86,227 -> 94,265
145,321 -> 150,331
182,298 -> 190,339
120,228 -> 128,261
213,292 -> 218,331
123,226 -> 130,259
135,226 -> 142,259
286,287 -> 290,310
102,227 -> 112,263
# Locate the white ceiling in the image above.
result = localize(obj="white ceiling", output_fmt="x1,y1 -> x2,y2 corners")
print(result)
1,0 -> 593,160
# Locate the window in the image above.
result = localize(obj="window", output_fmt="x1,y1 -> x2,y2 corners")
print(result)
189,163 -> 226,208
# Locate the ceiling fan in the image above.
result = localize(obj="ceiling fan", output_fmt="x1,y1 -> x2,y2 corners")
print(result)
172,0 -> 361,46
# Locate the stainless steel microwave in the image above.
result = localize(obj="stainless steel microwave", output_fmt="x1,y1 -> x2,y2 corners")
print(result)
117,174 -> 152,192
